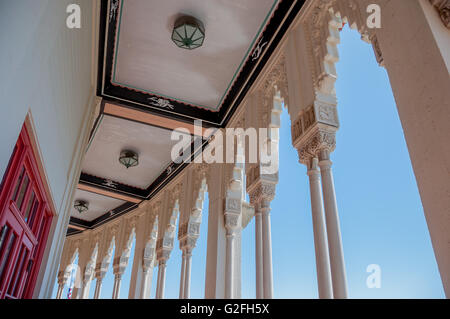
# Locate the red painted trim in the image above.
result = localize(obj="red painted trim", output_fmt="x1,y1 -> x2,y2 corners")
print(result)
0,124 -> 54,299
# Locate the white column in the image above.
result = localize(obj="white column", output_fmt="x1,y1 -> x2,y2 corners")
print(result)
56,284 -> 64,299
139,267 -> 153,299
307,157 -> 333,299
156,260 -> 167,299
112,273 -> 122,299
93,274 -> 104,299
260,200 -> 273,299
183,249 -> 192,299
318,149 -> 348,299
179,252 -> 186,299
155,265 -> 161,299
225,229 -> 235,299
80,279 -> 92,299
254,205 -> 263,299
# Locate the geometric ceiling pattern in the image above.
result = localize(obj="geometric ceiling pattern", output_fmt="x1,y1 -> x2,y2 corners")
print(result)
68,0 -> 305,234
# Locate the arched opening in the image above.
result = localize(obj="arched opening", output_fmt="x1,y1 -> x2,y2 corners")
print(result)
150,260 -> 158,298
161,207 -> 180,298
119,236 -> 136,298
99,241 -> 115,299
269,22 -> 445,298
88,275 -> 96,299
330,25 -> 444,298
241,209 -> 256,298
63,251 -> 80,299
189,189 -> 209,298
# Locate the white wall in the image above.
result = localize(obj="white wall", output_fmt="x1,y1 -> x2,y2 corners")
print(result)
0,0 -> 98,297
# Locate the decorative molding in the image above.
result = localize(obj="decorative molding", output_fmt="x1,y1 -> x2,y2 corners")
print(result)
295,126 -> 337,164
252,37 -> 268,61
147,97 -> 175,110
224,212 -> 240,229
109,0 -> 119,23
248,180 -> 277,205
291,101 -> 339,154
225,198 -> 241,214
316,100 -> 339,127
103,179 -> 118,188
261,54 -> 289,103
430,0 -> 450,28
303,0 -> 374,94
98,0 -> 304,125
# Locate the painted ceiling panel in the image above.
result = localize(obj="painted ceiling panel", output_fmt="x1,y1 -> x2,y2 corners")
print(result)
113,0 -> 277,110
71,189 -> 126,222
81,115 -> 192,189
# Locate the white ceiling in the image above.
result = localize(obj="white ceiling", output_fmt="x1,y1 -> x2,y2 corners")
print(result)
113,0 -> 277,110
71,189 -> 126,222
82,115 -> 192,189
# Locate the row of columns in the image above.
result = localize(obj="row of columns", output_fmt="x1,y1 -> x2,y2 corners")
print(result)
296,128 -> 348,298
252,193 -> 275,299
155,260 -> 167,299
56,151 -> 347,300
179,248 -> 193,299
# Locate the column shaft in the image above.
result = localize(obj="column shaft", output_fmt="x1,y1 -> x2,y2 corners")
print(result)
225,231 -> 235,299
80,280 -> 91,299
140,269 -> 152,299
112,274 -> 122,299
307,157 -> 333,299
261,201 -> 273,299
155,265 -> 161,299
179,253 -> 186,299
94,277 -> 102,299
156,261 -> 167,299
255,208 -> 263,299
56,284 -> 64,299
319,150 -> 348,299
184,251 -> 192,299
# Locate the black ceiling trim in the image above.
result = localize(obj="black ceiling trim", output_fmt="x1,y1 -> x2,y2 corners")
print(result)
144,135 -> 210,201
96,0 -> 108,97
87,100 -> 105,145
98,0 -> 298,126
69,216 -> 91,229
90,201 -> 138,228
221,0 -> 305,126
101,97 -> 220,133
69,201 -> 138,229
79,172 -> 147,199
66,228 -> 83,237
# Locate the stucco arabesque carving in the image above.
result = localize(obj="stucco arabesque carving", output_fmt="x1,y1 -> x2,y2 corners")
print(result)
296,126 -> 337,164
304,0 -> 381,95
430,0 -> 450,28
258,54 -> 288,129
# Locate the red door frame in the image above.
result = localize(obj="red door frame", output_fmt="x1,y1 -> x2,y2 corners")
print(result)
0,124 -> 53,299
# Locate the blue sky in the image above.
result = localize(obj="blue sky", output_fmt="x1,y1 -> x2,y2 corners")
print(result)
54,26 -> 445,299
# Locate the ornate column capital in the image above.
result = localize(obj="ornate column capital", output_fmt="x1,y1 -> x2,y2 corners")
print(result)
112,256 -> 128,276
178,221 -> 201,251
83,263 -> 95,282
94,266 -> 107,281
57,270 -> 71,286
156,236 -> 173,262
224,195 -> 243,232
296,126 -> 336,164
291,100 -> 338,164
260,54 -> 289,121
248,179 -> 277,206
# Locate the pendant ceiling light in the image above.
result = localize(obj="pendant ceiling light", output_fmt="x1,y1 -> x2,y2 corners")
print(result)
119,150 -> 139,169
74,200 -> 89,214
171,15 -> 205,50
